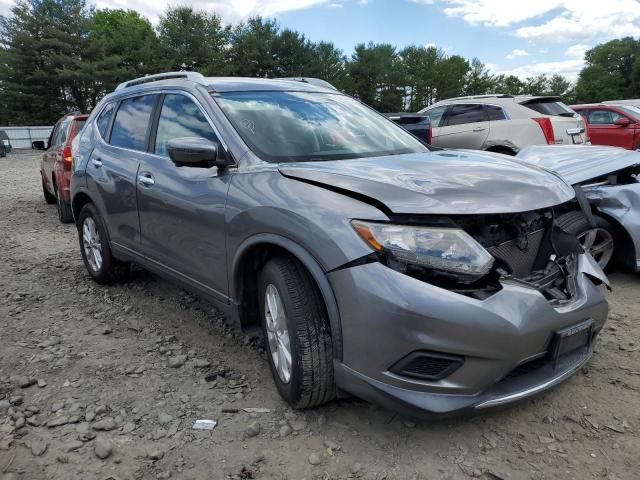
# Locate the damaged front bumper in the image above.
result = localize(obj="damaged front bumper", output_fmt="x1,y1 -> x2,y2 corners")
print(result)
328,253 -> 608,417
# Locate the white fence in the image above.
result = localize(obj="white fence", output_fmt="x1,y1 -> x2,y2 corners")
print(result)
0,126 -> 53,149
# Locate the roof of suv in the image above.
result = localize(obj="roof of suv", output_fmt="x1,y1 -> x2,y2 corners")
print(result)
429,95 -> 562,107
113,72 -> 337,95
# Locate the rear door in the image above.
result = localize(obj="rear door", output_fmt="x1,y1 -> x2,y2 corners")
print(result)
136,91 -> 231,301
86,94 -> 157,257
434,103 -> 490,149
43,118 -> 71,190
584,108 -> 634,149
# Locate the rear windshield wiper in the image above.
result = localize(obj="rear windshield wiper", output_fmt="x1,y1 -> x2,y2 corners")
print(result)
557,112 -> 576,117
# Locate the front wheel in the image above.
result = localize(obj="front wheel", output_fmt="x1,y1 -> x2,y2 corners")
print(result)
77,203 -> 129,284
557,211 -> 615,269
259,256 -> 335,409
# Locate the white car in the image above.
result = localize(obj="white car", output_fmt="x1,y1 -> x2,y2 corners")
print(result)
419,95 -> 587,155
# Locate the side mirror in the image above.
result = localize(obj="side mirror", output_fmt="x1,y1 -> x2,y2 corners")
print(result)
614,117 -> 630,127
32,140 -> 46,150
167,137 -> 229,169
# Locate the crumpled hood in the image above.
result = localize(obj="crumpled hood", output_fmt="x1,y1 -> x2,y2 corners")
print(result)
278,151 -> 575,215
517,145 -> 640,185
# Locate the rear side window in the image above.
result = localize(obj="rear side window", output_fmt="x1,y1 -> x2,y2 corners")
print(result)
485,105 -> 507,121
96,103 -> 115,139
153,94 -> 218,156
522,98 -> 575,117
445,104 -> 487,126
110,95 -> 156,151
52,119 -> 71,146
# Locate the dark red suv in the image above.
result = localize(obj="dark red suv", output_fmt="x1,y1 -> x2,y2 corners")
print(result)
571,103 -> 640,150
36,113 -> 88,222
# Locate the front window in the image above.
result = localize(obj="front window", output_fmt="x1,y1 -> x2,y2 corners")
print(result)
213,91 -> 427,163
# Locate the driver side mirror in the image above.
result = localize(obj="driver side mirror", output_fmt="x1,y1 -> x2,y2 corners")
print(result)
167,137 -> 229,169
32,140 -> 46,150
614,117 -> 631,127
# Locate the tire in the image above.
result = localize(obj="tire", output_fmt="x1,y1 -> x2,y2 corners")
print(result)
55,184 -> 74,223
42,177 -> 56,204
77,203 -> 129,284
486,146 -> 516,156
258,256 -> 335,409
556,211 -> 615,269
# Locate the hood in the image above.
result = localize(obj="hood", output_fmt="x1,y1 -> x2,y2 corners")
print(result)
278,151 -> 575,215
517,145 -> 640,185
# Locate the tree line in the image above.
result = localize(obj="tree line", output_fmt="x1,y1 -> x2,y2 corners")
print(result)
1,0 -> 639,126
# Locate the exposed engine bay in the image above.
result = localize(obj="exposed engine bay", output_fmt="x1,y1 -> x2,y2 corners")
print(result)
386,205 -> 585,303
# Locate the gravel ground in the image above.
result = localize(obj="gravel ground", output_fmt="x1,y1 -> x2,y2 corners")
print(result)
0,150 -> 639,480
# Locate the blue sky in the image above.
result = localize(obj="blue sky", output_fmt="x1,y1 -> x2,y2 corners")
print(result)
55,0 -> 640,80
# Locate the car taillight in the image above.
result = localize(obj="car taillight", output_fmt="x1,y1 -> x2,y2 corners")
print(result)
62,145 -> 73,163
532,117 -> 555,145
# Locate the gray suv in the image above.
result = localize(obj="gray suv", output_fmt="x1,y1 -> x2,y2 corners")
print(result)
71,72 -> 609,417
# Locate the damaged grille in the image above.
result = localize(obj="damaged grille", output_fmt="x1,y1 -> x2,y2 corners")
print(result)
487,228 -> 545,278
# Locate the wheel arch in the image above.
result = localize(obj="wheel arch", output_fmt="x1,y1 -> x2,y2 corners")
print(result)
230,234 -> 343,361
593,210 -> 638,271
71,190 -> 94,225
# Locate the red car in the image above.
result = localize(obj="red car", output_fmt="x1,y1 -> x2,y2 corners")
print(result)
36,113 -> 88,222
571,103 -> 640,150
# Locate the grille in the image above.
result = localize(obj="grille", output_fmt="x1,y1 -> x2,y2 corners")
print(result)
390,351 -> 464,381
500,355 -> 549,382
487,228 -> 545,278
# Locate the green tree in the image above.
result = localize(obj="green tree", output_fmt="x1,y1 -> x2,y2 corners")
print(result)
0,0 -> 93,124
435,54 -> 469,101
463,58 -> 495,95
157,6 -> 229,75
228,17 -> 281,77
492,74 -> 524,95
307,41 -> 347,90
522,74 -> 549,95
575,37 -> 640,102
546,74 -> 572,96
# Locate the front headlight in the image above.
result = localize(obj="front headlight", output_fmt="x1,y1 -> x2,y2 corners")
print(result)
352,220 -> 494,277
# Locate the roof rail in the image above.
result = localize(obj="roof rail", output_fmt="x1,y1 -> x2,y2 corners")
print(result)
446,94 -> 513,101
115,71 -> 207,91
273,77 -> 338,90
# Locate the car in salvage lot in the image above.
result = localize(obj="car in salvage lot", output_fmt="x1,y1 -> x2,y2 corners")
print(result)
571,103 -> 640,151
418,94 -> 586,155
70,72 -> 610,417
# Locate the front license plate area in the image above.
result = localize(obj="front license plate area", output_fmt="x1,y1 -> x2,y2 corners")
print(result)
550,319 -> 594,369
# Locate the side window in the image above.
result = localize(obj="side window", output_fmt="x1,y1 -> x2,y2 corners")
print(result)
588,109 -> 625,125
445,104 -> 488,126
485,105 -> 506,121
110,95 -> 157,151
96,103 -> 116,140
153,94 -> 218,157
52,120 -> 70,146
423,106 -> 447,127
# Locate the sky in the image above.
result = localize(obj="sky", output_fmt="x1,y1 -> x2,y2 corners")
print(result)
6,0 -> 640,80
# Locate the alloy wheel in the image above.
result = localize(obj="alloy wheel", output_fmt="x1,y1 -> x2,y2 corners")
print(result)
578,227 -> 614,269
264,284 -> 292,383
82,217 -> 103,272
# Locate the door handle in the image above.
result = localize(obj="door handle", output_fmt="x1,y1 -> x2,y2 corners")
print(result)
138,173 -> 155,187
472,127 -> 486,132
91,158 -> 103,168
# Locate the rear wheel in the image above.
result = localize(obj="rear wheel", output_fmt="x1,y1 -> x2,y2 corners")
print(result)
55,183 -> 74,223
42,177 -> 56,204
258,256 -> 335,409
77,203 -> 129,284
557,211 -> 615,269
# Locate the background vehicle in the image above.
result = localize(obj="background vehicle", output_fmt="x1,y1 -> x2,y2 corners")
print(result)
603,99 -> 640,108
518,145 -> 640,272
71,72 -> 608,417
385,113 -> 432,144
35,112 -> 88,223
571,104 -> 640,150
0,130 -> 10,157
418,94 -> 586,155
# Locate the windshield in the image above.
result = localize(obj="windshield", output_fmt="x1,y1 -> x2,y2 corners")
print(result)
522,98 -> 576,117
213,91 -> 428,163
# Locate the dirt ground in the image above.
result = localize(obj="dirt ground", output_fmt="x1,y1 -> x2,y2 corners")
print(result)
0,150 -> 638,480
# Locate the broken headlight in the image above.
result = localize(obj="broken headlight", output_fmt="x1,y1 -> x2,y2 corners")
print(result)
352,220 -> 494,278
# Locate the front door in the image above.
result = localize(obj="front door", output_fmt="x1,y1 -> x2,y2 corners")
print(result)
585,109 -> 635,149
136,92 -> 231,302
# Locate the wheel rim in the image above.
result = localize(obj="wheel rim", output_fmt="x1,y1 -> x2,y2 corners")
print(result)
264,284 -> 292,383
82,217 -> 103,272
578,227 -> 614,269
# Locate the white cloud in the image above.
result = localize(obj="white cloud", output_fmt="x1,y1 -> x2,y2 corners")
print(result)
506,48 -> 528,59
428,0 -> 640,43
424,42 -> 437,48
493,58 -> 584,81
327,2 -> 344,7
565,43 -> 589,58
